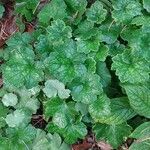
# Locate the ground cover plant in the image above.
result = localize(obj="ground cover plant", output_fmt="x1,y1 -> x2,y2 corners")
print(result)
0,0 -> 150,149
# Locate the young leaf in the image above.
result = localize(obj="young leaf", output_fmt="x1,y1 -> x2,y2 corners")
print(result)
93,123 -> 132,149
43,79 -> 71,99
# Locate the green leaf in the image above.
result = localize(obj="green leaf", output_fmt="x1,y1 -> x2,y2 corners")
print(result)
112,50 -> 149,84
15,0 -> 39,21
76,38 -> 100,54
124,84 -> 150,118
71,73 -> 103,104
143,0 -> 150,12
5,124 -> 36,149
95,43 -> 109,61
96,62 -> 111,88
47,121 -> 87,144
85,57 -> 96,73
0,103 -> 8,128
90,96 -> 136,124
44,52 -> 76,83
89,94 -> 111,120
112,0 -> 142,23
121,27 -> 150,61
131,15 -> 150,27
2,93 -> 18,107
98,19 -> 123,44
74,20 -> 98,40
43,79 -> 71,99
129,122 -> 150,150
93,123 -> 132,149
65,0 -> 87,13
46,19 -> 72,46
44,97 -> 77,128
0,4 -> 4,18
38,0 -> 67,24
34,35 -> 51,59
44,40 -> 87,83
47,133 -> 70,150
5,110 -> 30,128
32,129 -> 50,150
86,1 -> 107,24
2,33 -> 44,89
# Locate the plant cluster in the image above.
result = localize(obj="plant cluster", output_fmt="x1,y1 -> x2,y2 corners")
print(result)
0,0 -> 150,149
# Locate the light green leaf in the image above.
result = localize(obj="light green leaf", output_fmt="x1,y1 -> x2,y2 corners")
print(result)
46,19 -> 72,46
112,0 -> 142,23
86,1 -> 107,24
112,50 -> 149,84
5,110 -> 30,128
43,79 -> 70,99
2,93 -> 18,107
93,123 -> 132,149
124,84 -> 150,118
38,0 -> 67,24
71,73 -> 103,104
143,0 -> 150,12
129,122 -> 150,150
15,88 -> 40,114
